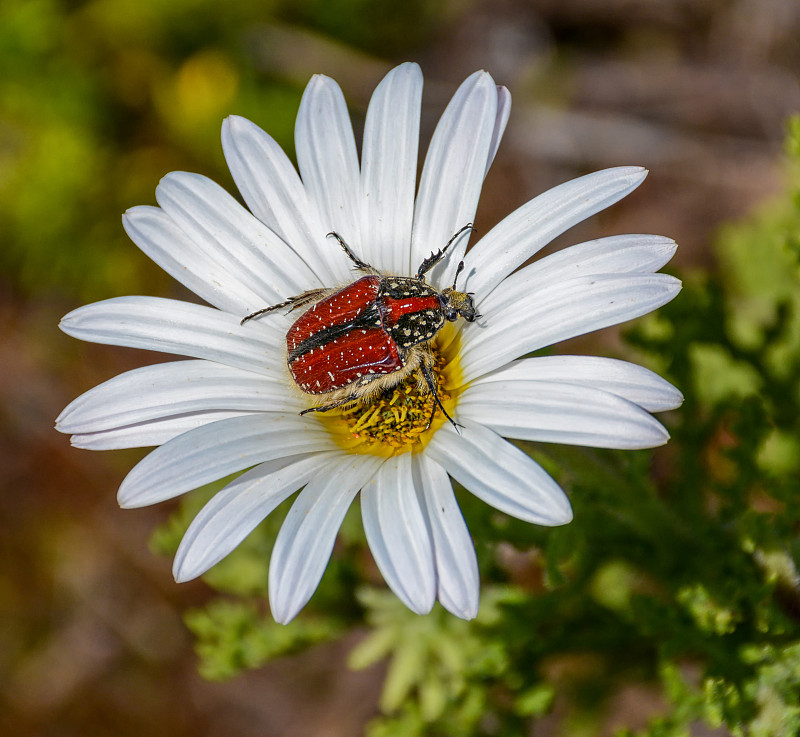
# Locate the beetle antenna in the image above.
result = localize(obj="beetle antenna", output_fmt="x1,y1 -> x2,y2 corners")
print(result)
451,260 -> 466,290
326,232 -> 374,272
416,223 -> 475,280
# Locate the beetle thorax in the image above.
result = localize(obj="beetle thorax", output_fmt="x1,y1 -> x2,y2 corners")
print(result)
378,276 -> 445,350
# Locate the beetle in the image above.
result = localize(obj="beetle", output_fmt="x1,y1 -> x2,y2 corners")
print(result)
241,224 -> 478,429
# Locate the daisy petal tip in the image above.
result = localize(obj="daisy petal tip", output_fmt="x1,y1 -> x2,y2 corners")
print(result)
58,312 -> 75,332
607,165 -> 648,189
117,483 -> 147,510
406,595 -> 436,616
548,505 -> 574,527
659,237 -> 679,259
54,415 -> 70,434
456,606 -> 479,621
269,595 -> 301,626
394,60 -> 422,77
476,69 -> 496,87
667,274 -> 683,296
172,542 -> 212,583
269,576 -> 309,625
308,73 -> 334,91
271,608 -> 296,626
222,114 -> 255,137
57,421 -> 79,439
221,113 -> 239,128
547,495 -> 574,527
459,68 -> 496,91
441,595 -> 479,621
116,495 -> 136,510
221,115 -> 247,148
647,424 -> 671,448
454,607 -> 478,622
157,169 -> 195,192
172,561 -> 194,584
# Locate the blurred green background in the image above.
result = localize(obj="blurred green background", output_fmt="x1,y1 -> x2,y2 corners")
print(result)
2,0 -> 799,735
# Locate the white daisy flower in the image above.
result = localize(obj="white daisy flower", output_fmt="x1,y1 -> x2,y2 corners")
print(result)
57,62 -> 682,623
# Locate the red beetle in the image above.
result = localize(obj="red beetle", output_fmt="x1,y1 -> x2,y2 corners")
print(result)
241,225 -> 478,428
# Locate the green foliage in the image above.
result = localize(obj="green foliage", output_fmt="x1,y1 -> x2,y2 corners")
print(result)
149,116 -> 800,737
184,599 -> 342,681
349,587 -> 522,735
0,0 -> 448,301
284,0 -> 444,57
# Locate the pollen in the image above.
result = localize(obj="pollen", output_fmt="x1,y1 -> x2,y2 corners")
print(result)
314,331 -> 464,457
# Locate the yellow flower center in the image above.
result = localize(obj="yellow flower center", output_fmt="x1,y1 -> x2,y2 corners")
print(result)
315,329 -> 463,457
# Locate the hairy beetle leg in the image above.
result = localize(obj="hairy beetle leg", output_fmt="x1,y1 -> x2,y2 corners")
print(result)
241,289 -> 329,325
420,360 -> 461,434
299,396 -> 360,416
416,223 -> 475,280
326,232 -> 375,273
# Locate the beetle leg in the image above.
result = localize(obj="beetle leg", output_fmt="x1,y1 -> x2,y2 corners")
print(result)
419,360 -> 462,433
240,289 -> 329,325
299,396 -> 360,416
326,232 -> 376,273
415,223 -> 474,280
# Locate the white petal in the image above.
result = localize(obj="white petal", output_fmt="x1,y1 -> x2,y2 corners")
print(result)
476,234 -> 677,316
526,234 -> 676,279
123,207 -> 262,314
222,115 -> 328,275
69,410 -> 251,450
269,455 -> 384,624
459,380 -> 669,449
362,454 -> 436,615
295,74 -> 362,284
57,360 -> 302,434
460,273 -> 682,380
59,296 -> 288,376
414,454 -> 479,620
156,172 -> 317,301
475,356 -> 683,412
485,85 -> 511,177
174,453 -> 329,582
117,413 -> 335,508
411,71 -> 498,284
426,423 -> 573,526
360,62 -> 422,274
462,167 -> 649,298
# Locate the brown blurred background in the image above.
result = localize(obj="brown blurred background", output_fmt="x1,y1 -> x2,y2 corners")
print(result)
1,0 -> 798,734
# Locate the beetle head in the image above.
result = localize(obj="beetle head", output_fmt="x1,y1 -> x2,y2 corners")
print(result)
439,258 -> 479,322
440,288 -> 477,322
